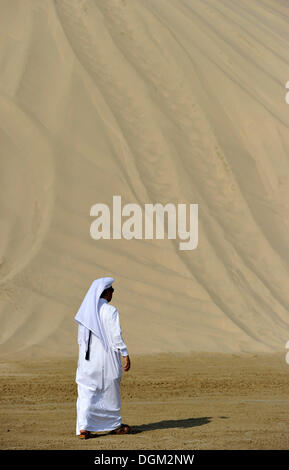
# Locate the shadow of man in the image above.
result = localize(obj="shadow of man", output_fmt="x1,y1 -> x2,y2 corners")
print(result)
129,417 -> 212,434
85,417 -> 212,438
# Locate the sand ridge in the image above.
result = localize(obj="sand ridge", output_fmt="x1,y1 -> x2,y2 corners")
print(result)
1,0 -> 289,358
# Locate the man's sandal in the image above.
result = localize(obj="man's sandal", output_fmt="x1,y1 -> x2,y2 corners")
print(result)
110,424 -> 131,435
79,430 -> 91,439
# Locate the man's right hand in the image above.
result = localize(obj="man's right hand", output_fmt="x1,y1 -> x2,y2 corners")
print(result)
123,355 -> 130,372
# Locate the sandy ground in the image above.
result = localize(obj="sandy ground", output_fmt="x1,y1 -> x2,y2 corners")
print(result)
1,2 -> 289,455
1,352 -> 289,450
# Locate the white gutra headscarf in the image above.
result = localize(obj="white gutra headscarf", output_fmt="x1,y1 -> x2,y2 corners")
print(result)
74,277 -> 114,353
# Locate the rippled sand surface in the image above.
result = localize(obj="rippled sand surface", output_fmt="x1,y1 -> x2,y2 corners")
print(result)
1,352 -> 289,449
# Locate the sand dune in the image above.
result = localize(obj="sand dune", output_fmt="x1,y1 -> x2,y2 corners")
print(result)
1,0 -> 289,358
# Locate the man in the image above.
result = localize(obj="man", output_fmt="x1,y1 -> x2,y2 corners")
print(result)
75,277 -> 131,439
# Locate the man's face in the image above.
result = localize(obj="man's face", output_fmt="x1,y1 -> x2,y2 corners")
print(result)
107,287 -> 114,302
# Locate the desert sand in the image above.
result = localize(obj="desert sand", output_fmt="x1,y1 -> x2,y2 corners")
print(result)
1,352 -> 289,450
1,0 -> 289,357
1,0 -> 289,451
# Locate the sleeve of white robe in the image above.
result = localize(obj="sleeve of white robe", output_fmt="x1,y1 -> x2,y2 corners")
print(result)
109,309 -> 129,357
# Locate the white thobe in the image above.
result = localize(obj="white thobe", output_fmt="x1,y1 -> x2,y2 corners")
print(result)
75,298 -> 129,434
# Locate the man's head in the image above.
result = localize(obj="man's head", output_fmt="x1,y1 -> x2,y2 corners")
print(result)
100,286 -> 114,302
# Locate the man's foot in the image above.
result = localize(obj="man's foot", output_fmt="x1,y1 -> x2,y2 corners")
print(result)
79,430 -> 91,439
110,424 -> 131,435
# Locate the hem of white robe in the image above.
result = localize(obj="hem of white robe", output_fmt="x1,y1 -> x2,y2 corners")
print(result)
76,424 -> 122,435
76,418 -> 122,435
76,381 -> 122,435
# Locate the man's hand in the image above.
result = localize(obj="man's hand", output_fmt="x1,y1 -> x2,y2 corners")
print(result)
123,355 -> 130,372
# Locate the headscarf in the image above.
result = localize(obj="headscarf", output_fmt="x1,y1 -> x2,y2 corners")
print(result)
74,277 -> 114,353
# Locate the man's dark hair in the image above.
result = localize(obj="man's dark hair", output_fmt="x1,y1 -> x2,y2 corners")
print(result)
100,286 -> 114,298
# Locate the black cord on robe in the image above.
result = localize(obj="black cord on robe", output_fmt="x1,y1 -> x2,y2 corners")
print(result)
85,330 -> 92,360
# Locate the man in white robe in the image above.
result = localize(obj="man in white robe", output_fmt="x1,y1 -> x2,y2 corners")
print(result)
75,277 -> 131,439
